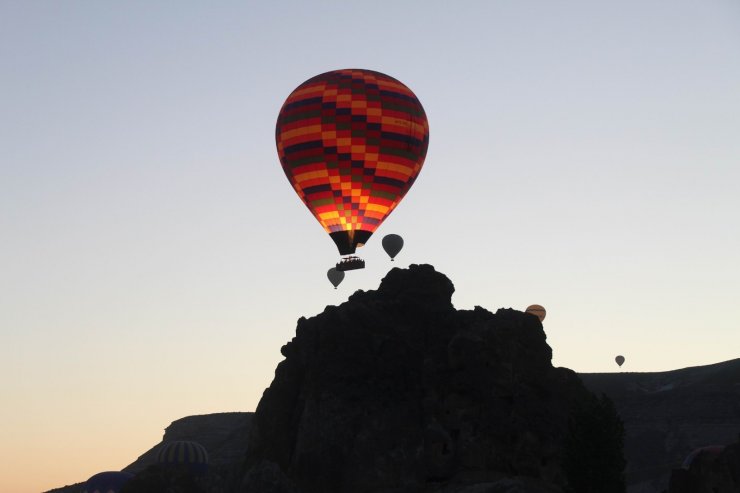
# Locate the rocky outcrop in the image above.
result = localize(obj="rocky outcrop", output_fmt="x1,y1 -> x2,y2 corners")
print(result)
580,359 -> 740,493
240,264 -> 621,493
48,265 -> 633,493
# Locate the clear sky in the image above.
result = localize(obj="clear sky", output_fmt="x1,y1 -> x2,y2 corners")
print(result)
1,1 -> 739,491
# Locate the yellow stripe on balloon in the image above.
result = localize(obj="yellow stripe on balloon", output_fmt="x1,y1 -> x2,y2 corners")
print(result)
366,204 -> 389,213
319,211 -> 339,220
280,124 -> 322,141
376,162 -> 414,176
294,169 -> 329,183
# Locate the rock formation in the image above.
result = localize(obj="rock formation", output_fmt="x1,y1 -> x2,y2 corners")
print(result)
46,353 -> 740,492
240,264 -> 624,493
47,265 -> 629,493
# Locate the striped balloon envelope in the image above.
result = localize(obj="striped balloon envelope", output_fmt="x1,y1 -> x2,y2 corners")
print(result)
157,440 -> 209,475
276,69 -> 429,256
83,471 -> 134,493
681,445 -> 725,469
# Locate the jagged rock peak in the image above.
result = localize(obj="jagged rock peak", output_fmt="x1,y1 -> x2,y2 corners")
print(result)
242,264 -> 621,493
375,263 -> 455,306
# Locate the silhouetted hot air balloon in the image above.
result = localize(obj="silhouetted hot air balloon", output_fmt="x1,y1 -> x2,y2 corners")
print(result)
83,471 -> 134,493
157,440 -> 209,475
327,268 -> 344,289
382,234 -> 404,261
525,304 -> 546,322
681,445 -> 725,469
276,69 -> 429,271
615,355 -> 625,367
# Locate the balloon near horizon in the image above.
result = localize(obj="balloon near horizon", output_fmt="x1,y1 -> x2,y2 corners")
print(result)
615,355 -> 625,367
275,69 -> 429,268
525,304 -> 546,322
681,445 -> 725,469
82,471 -> 134,493
157,440 -> 209,476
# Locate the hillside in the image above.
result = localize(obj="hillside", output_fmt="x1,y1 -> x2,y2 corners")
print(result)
580,358 -> 740,493
45,413 -> 253,493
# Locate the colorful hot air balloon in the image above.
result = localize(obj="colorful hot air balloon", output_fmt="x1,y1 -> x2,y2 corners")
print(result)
382,234 -> 404,261
276,69 -> 429,269
157,440 -> 209,475
615,355 -> 625,367
83,471 -> 134,493
525,304 -> 546,322
327,267 -> 344,289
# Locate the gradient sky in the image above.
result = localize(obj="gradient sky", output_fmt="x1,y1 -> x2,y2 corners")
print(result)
1,1 -> 739,491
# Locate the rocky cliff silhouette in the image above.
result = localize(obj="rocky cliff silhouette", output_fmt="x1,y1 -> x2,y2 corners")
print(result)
50,265 -> 633,493
239,264 -> 623,493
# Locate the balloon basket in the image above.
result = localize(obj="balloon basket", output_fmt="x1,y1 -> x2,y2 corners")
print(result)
336,256 -> 365,271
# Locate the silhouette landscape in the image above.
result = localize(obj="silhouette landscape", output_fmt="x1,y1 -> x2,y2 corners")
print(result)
46,266 -> 740,492
3,4 -> 739,493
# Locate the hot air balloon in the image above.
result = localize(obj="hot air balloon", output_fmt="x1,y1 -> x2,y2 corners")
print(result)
615,355 -> 625,367
83,471 -> 134,493
327,267 -> 344,289
681,445 -> 725,469
382,234 -> 404,261
157,440 -> 209,475
525,304 -> 546,322
276,69 -> 429,271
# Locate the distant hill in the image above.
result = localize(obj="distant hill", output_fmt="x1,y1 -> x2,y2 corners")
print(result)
45,412 -> 253,493
123,411 -> 253,475
580,358 -> 740,493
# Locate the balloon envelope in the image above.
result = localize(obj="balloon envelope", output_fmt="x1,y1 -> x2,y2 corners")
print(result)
83,471 -> 134,493
382,234 -> 404,260
276,69 -> 429,255
525,304 -> 546,322
327,268 -> 345,288
615,355 -> 625,367
157,440 -> 209,475
682,445 -> 725,469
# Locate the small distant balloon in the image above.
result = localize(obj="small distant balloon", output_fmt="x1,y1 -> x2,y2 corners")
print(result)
382,234 -> 404,261
83,471 -> 134,493
525,304 -> 546,322
327,268 -> 345,289
615,355 -> 625,367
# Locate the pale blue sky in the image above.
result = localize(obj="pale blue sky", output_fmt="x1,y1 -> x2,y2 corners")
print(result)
1,1 -> 739,491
